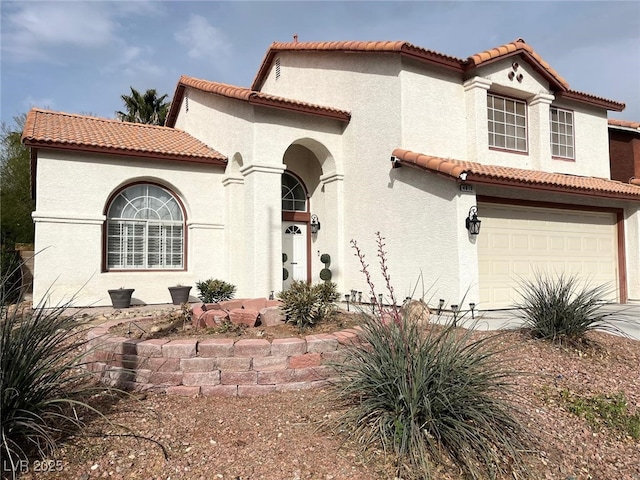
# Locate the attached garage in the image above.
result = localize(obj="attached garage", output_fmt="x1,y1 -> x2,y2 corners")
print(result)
477,201 -> 622,309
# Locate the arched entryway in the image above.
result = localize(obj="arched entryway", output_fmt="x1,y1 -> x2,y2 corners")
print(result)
281,171 -> 310,290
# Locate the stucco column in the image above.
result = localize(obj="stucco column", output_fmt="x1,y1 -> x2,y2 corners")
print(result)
528,93 -> 554,170
222,174 -> 245,293
239,163 -> 286,297
318,172 -> 345,290
463,77 -> 492,163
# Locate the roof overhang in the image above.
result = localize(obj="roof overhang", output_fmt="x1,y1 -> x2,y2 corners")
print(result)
392,148 -> 640,202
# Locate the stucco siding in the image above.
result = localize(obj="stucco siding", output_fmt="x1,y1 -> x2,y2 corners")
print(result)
32,150 -> 226,307
400,62 -> 467,159
174,88 -> 255,162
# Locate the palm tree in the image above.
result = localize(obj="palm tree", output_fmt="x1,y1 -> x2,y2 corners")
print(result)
116,87 -> 170,125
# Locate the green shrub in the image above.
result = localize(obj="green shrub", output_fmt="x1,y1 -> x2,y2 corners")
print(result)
515,272 -> 618,344
559,390 -> 640,440
0,276 -> 116,474
277,280 -> 339,331
195,278 -> 236,303
328,233 -> 534,479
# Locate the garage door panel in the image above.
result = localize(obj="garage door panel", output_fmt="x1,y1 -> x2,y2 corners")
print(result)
478,204 -> 618,308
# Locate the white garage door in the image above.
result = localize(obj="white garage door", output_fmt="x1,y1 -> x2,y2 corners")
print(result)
477,203 -> 619,309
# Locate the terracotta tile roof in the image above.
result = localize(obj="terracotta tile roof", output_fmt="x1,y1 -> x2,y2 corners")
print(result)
166,75 -> 351,127
466,38 -> 570,90
392,148 -> 640,201
249,38 -> 623,112
250,40 -> 464,90
22,108 -> 227,165
557,90 -> 625,112
608,119 -> 640,131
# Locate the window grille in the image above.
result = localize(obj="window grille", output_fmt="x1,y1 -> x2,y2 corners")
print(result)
106,184 -> 184,269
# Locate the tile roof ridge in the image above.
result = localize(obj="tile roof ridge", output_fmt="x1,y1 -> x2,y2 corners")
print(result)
29,107 -> 179,131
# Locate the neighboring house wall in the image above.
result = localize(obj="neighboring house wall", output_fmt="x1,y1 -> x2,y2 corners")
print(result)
32,150 -> 225,306
610,131 -> 640,182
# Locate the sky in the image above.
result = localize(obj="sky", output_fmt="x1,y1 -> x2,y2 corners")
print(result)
2,1 -> 639,129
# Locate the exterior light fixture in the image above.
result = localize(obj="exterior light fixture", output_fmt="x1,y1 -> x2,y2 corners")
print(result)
466,206 -> 481,235
310,214 -> 321,234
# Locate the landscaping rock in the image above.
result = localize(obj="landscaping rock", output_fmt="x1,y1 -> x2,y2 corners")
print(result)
259,306 -> 285,327
229,308 -> 259,327
218,299 -> 245,310
243,297 -> 267,311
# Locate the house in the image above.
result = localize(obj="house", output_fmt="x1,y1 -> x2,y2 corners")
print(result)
22,38 -> 640,309
608,119 -> 640,186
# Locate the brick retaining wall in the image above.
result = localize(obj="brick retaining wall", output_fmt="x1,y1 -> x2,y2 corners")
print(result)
85,319 -> 361,397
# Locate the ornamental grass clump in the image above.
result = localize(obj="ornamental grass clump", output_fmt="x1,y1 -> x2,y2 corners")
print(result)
0,275 -> 119,477
515,271 -> 620,344
327,233 -> 534,479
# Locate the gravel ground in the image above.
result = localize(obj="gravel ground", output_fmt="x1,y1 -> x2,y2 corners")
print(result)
13,308 -> 640,480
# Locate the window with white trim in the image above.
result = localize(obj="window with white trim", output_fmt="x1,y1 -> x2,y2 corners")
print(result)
106,184 -> 184,269
549,107 -> 574,159
487,94 -> 527,152
281,172 -> 307,212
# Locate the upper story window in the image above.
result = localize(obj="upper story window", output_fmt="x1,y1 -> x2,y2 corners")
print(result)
549,107 -> 574,159
281,172 -> 307,212
487,94 -> 527,153
106,184 -> 184,270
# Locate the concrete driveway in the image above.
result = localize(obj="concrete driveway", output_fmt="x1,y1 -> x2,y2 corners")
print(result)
457,304 -> 640,340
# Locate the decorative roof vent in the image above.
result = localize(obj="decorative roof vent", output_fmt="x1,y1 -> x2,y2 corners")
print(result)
275,57 -> 281,80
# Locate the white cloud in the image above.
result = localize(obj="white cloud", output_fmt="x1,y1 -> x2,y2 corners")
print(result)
174,14 -> 231,60
3,2 -> 116,61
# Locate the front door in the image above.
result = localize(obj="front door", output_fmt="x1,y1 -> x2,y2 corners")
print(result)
282,222 -> 307,290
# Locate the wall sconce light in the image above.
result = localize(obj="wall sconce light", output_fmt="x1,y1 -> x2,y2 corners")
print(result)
390,155 -> 402,169
466,206 -> 481,235
310,214 -> 321,234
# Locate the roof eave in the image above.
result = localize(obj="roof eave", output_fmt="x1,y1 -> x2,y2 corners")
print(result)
165,82 -> 186,128
556,91 -> 625,112
23,140 -> 227,167
464,50 -> 567,92
465,174 -> 640,202
248,96 -> 350,122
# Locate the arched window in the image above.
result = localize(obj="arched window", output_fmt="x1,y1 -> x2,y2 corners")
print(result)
281,172 -> 307,212
106,184 -> 184,269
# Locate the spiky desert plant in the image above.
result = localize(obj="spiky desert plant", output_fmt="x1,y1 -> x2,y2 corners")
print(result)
0,279 -> 116,476
278,280 -> 339,331
515,271 -> 619,344
327,233 -> 534,479
195,278 -> 236,304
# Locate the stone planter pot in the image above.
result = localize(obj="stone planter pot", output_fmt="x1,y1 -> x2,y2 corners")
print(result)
108,288 -> 134,309
168,285 -> 192,305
